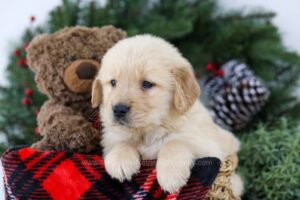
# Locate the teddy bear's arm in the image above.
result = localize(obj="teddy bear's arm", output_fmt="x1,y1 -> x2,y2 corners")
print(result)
32,100 -> 100,153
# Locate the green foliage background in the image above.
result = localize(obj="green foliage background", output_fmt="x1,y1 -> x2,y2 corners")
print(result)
0,0 -> 299,199
239,119 -> 300,200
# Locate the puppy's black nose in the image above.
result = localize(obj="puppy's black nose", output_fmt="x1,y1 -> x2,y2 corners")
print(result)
113,104 -> 130,119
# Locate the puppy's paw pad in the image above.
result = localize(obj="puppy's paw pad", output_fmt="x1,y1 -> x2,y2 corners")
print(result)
104,149 -> 140,181
157,160 -> 191,193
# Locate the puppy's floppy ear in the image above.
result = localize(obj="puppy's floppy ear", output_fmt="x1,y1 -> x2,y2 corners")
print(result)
172,67 -> 201,114
91,79 -> 102,108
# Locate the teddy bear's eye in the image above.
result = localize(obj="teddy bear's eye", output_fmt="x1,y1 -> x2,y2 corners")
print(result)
68,55 -> 77,62
91,53 -> 98,60
111,79 -> 117,87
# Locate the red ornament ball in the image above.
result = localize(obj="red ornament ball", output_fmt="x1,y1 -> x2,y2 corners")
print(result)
14,49 -> 21,57
214,69 -> 224,77
25,88 -> 33,97
206,63 -> 216,71
22,97 -> 31,106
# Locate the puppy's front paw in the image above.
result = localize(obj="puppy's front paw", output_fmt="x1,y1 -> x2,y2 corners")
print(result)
104,146 -> 140,182
156,158 -> 192,193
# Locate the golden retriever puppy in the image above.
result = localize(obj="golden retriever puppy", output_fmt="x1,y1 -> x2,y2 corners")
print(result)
91,35 -> 243,195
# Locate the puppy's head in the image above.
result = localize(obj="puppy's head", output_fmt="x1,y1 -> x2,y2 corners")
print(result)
92,35 -> 200,129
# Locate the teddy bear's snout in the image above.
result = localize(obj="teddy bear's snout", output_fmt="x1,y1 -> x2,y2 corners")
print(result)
75,61 -> 99,79
63,59 -> 100,93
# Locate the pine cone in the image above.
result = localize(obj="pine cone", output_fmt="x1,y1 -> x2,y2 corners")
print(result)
204,60 -> 270,130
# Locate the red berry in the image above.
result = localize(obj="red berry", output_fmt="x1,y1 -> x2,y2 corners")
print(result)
22,97 -> 31,106
23,43 -> 29,49
25,88 -> 33,97
30,16 -> 36,22
14,49 -> 21,57
214,69 -> 224,77
206,63 -> 216,71
17,58 -> 27,67
34,127 -> 40,135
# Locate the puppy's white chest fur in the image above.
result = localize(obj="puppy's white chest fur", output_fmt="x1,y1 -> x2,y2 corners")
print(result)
137,129 -> 168,160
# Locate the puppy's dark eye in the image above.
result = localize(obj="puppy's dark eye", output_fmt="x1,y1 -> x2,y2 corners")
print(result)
91,52 -> 98,60
111,79 -> 117,87
142,81 -> 154,89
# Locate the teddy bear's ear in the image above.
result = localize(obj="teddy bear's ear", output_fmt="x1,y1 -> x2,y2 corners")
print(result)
93,25 -> 127,43
26,34 -> 51,72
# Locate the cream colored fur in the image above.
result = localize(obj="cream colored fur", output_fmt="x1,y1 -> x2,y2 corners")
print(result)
92,35 -> 243,195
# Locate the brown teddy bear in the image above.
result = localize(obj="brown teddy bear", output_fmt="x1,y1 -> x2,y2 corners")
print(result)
27,25 -> 126,153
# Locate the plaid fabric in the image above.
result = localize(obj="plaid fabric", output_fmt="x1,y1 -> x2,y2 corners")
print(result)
2,146 -> 220,200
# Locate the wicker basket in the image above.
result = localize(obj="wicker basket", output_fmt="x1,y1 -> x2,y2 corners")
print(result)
205,155 -> 240,200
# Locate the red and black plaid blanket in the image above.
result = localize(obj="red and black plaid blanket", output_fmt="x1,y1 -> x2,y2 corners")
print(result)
1,146 -> 220,200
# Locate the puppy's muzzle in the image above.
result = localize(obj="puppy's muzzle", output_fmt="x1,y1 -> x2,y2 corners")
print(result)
113,103 -> 130,122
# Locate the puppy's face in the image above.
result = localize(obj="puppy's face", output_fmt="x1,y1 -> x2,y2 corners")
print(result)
92,35 -> 200,129
96,64 -> 174,128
